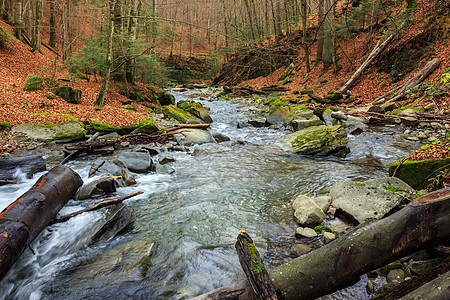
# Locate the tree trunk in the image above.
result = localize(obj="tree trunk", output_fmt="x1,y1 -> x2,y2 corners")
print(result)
387,58 -> 441,102
322,0 -> 336,70
339,34 -> 396,94
31,0 -> 41,52
13,0 -> 22,40
0,165 -> 83,280
193,188 -> 450,300
48,0 -> 56,48
125,0 -> 138,83
316,0 -> 324,61
0,155 -> 46,181
301,0 -> 310,72
95,0 -> 116,107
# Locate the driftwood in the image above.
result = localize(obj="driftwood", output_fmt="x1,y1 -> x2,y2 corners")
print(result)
0,155 -> 46,181
167,123 -> 211,131
0,180 -> 21,186
0,165 -> 83,280
60,132 -> 100,165
378,58 -> 441,104
52,191 -> 143,224
235,231 -> 278,300
193,188 -> 450,300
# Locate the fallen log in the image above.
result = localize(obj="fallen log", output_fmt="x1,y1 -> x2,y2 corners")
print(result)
235,231 -> 278,300
193,188 -> 450,300
52,191 -> 143,224
60,132 -> 100,165
385,58 -> 441,103
0,155 -> 46,181
166,123 -> 211,131
0,165 -> 83,280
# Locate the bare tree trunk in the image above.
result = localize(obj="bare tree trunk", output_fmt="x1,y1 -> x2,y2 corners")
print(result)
95,0 -> 116,107
322,0 -> 335,69
31,0 -> 41,51
317,0 -> 324,61
49,0 -> 56,48
125,0 -> 138,83
301,0 -> 310,72
0,165 -> 83,280
13,0 -> 23,40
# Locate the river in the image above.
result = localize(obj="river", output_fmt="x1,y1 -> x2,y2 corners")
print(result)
0,88 -> 417,299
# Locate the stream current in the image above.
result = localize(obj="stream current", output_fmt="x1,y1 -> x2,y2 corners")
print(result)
0,89 -> 418,299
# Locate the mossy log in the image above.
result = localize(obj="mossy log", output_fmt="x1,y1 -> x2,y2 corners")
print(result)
0,166 -> 83,280
193,188 -> 450,300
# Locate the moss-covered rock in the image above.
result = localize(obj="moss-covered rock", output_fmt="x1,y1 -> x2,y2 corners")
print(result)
391,105 -> 425,115
324,90 -> 343,102
177,101 -> 213,123
11,122 -> 86,141
389,157 -> 450,190
90,120 -> 140,135
52,86 -> 82,104
0,121 -> 11,131
162,105 -> 199,124
280,125 -> 349,156
157,91 -> 175,106
132,118 -> 162,135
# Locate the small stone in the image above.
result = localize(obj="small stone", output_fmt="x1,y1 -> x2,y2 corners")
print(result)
424,103 -> 435,111
401,116 -> 419,127
366,280 -> 375,294
327,206 -> 337,215
323,231 -> 336,244
430,122 -> 441,130
291,244 -> 312,256
367,270 -> 378,280
428,136 -> 438,142
417,132 -> 428,139
404,129 -> 411,135
295,227 -> 318,238
162,143 -> 174,151
120,141 -> 130,147
387,269 -> 406,285
405,136 -> 419,141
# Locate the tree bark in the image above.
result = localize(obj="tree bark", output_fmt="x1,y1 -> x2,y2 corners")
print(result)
0,155 -> 46,181
193,188 -> 450,300
316,0 -> 324,61
301,0 -> 310,72
48,0 -> 56,48
0,165 -> 83,280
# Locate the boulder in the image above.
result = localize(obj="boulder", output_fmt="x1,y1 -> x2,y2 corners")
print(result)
389,157 -> 450,190
174,129 -> 216,146
381,101 -> 396,111
0,155 -> 46,180
266,108 -> 289,126
89,159 -> 136,186
132,119 -> 162,135
52,86 -> 82,104
329,177 -> 414,223
157,91 -> 175,106
248,119 -> 266,128
280,125 -> 349,156
292,115 -> 323,131
292,195 -> 325,227
178,101 -> 213,123
90,120 -> 140,135
313,196 -> 332,213
162,105 -> 200,124
158,153 -> 176,165
12,122 -> 86,141
133,145 -> 161,156
118,151 -> 153,173
74,176 -> 117,200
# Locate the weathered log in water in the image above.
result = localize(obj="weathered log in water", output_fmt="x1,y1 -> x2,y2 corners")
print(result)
0,155 -> 46,181
0,165 -> 83,280
193,188 -> 450,300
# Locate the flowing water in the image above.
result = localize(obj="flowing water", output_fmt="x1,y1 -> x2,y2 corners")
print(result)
0,89 -> 418,299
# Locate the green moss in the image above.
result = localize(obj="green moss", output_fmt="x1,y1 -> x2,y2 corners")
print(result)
121,104 -> 138,112
52,129 -> 86,141
162,105 -> 198,124
324,89 -> 343,101
391,105 -> 425,115
52,86 -> 82,104
138,256 -> 152,277
133,118 -> 162,135
389,157 -> 450,190
90,120 -> 140,135
0,121 -> 11,131
291,125 -> 348,156
23,74 -> 48,91
314,226 -> 339,235
355,182 -> 366,187
384,185 -> 406,193
378,263 -> 405,276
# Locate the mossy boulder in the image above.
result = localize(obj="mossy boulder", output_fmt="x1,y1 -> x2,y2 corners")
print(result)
177,101 -> 213,123
280,125 -> 349,156
52,86 -> 82,104
162,105 -> 199,124
324,90 -> 343,102
90,120 -> 141,135
0,121 -> 11,131
389,157 -> 450,190
157,91 -> 175,106
12,122 -> 86,141
132,118 -> 162,135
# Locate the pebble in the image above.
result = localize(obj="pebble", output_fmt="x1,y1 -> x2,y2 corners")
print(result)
323,232 -> 336,244
295,227 -> 317,238
417,132 -> 428,139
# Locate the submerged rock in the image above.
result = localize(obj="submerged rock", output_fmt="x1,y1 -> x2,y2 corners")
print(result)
280,125 -> 349,156
174,129 -> 216,146
75,176 -> 117,200
329,177 -> 414,223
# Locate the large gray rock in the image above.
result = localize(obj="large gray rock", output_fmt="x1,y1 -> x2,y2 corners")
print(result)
280,125 -> 349,156
266,108 -> 289,126
292,115 -> 323,131
292,195 -> 325,227
329,177 -> 414,223
89,159 -> 136,186
174,129 -> 216,146
313,196 -> 332,213
12,122 -> 86,141
75,176 -> 117,200
118,151 -> 153,173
